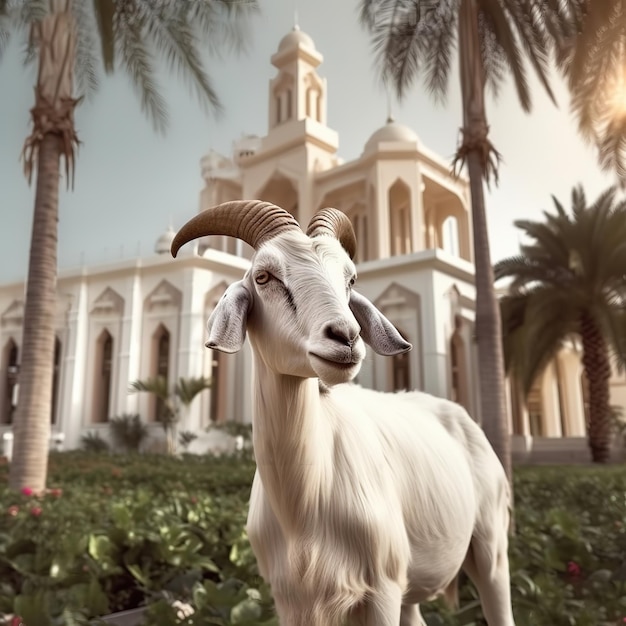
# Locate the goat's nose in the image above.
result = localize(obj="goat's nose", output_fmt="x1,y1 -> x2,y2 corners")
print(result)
324,320 -> 360,347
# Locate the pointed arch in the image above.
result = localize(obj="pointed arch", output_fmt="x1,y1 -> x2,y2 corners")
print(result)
391,326 -> 411,391
388,178 -> 412,256
150,323 -> 171,421
450,315 -> 470,411
1,339 -> 19,425
255,171 -> 299,224
50,337 -> 62,425
92,329 -> 113,423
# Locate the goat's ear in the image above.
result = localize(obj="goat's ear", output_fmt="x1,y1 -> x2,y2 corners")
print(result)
206,281 -> 252,353
349,290 -> 412,356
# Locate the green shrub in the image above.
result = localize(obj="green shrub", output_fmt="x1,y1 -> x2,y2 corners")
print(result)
1,455 -> 625,625
80,431 -> 110,454
109,414 -> 149,452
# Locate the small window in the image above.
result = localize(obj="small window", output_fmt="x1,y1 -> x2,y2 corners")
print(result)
93,331 -> 113,423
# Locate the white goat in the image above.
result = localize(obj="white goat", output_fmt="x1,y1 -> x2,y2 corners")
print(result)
171,201 -> 515,626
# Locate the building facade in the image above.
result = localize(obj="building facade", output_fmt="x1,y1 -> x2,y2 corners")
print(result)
1,28 -> 624,458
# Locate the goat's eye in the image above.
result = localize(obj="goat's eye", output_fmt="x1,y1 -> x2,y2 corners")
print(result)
255,271 -> 271,285
349,276 -> 356,288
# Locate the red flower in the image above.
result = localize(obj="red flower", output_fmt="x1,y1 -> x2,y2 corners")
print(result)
11,616 -> 24,626
30,506 -> 42,517
567,561 -> 581,577
20,487 -> 33,496
7,505 -> 19,517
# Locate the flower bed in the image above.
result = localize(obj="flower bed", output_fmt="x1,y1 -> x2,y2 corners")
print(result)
1,453 -> 625,625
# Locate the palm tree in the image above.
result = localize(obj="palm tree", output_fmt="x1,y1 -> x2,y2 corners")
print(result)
551,2 -> 626,183
496,185 -> 626,462
130,376 -> 212,454
2,0 -> 257,492
359,0 -> 568,481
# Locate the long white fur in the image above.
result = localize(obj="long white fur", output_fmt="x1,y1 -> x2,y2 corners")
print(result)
206,231 -> 516,626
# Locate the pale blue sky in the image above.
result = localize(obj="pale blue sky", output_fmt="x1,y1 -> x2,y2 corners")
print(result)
0,0 -> 616,285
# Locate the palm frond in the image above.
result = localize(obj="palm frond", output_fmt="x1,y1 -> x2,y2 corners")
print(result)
130,376 -> 169,400
360,0 -> 435,100
73,0 -> 99,100
501,287 -> 578,395
92,0 -> 115,73
479,12 -> 507,100
422,2 -> 457,102
175,376 -> 212,406
140,3 -> 221,115
500,183 -> 626,393
479,0 -> 531,112
114,7 -> 168,134
504,0 -> 557,106
187,0 -> 259,58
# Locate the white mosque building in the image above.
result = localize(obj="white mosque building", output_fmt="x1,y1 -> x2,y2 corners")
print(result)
1,28 -> 624,461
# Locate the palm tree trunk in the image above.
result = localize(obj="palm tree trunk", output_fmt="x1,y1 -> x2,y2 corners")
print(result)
8,134 -> 62,492
466,153 -> 512,481
580,312 -> 613,462
8,0 -> 78,492
456,0 -> 512,483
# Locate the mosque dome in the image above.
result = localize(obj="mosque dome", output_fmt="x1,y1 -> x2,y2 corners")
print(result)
277,25 -> 316,52
364,118 -> 419,153
154,225 -> 176,255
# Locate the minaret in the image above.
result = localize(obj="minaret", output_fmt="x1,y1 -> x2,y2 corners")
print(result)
268,25 -> 328,129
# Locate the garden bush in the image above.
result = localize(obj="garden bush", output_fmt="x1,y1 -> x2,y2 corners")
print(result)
0,453 -> 625,625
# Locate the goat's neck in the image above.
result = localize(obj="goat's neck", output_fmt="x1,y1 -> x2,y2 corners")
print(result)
252,357 -> 330,532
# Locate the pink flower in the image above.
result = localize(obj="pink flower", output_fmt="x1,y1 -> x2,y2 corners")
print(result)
7,505 -> 19,516
11,616 -> 24,626
567,561 -> 581,577
20,487 -> 33,496
30,506 -> 42,517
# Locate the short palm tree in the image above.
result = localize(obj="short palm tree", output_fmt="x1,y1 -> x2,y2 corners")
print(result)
496,185 -> 626,463
130,376 -> 212,454
359,0 -> 568,480
552,1 -> 626,182
2,0 -> 257,492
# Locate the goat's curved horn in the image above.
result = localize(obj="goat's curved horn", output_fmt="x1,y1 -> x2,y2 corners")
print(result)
171,200 -> 301,257
306,208 -> 357,260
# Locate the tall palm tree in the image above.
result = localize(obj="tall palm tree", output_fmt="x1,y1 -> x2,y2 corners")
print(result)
359,0 -> 567,481
130,376 -> 212,454
2,0 -> 257,492
496,185 -> 626,462
551,1 -> 626,183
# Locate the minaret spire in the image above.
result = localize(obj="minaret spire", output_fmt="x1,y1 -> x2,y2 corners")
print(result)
386,84 -> 395,123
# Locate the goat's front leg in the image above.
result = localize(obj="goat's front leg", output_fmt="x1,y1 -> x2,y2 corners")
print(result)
350,579 -> 403,626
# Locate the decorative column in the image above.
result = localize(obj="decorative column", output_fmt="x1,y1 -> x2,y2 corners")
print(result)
59,275 -> 89,449
115,265 -> 143,416
177,268 -> 210,432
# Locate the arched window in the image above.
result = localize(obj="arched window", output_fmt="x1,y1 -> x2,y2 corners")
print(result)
276,95 -> 282,124
50,338 -> 62,425
93,330 -> 113,423
392,351 -> 410,391
152,325 -> 170,421
441,216 -> 460,256
389,180 -> 412,256
450,317 -> 469,411
1,340 -> 19,425
391,327 -> 411,391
